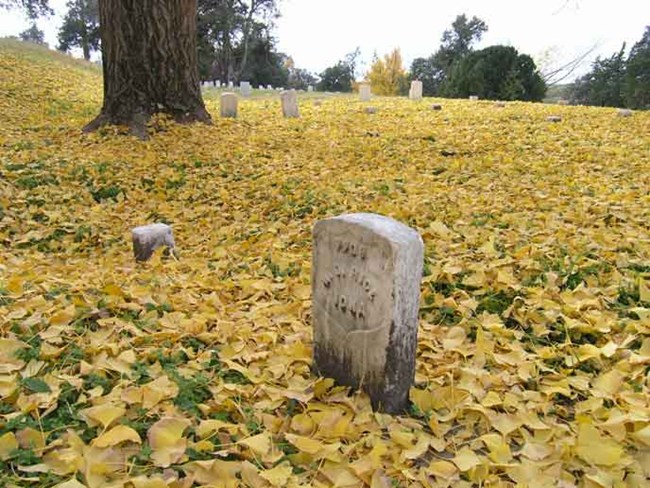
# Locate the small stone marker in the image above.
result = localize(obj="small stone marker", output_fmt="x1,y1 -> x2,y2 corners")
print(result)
494,101 -> 506,108
132,223 -> 175,262
312,213 -> 424,413
220,92 -> 238,118
617,109 -> 633,117
546,115 -> 562,123
267,84 -> 273,90
431,104 -> 442,110
215,80 -> 221,88
307,85 -> 314,92
359,83 -> 371,102
240,81 -> 251,97
409,80 -> 423,101
228,81 -> 234,88
469,95 -> 479,101
280,90 -> 300,118
364,106 -> 377,114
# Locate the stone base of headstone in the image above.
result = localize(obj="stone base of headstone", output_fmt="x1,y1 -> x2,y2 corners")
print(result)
312,213 -> 424,413
132,223 -> 175,262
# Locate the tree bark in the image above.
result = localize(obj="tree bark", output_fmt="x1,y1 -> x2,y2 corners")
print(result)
84,0 -> 211,139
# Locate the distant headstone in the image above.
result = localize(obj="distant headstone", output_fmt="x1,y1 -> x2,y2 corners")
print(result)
409,80 -> 423,100
201,81 -> 209,88
431,104 -> 442,110
557,99 -> 569,105
469,95 -> 479,101
280,90 -> 300,118
359,83 -> 371,102
312,213 -> 424,413
215,80 -> 221,88
258,85 -> 264,90
228,81 -> 234,88
617,109 -> 633,117
307,85 -> 314,92
220,92 -> 238,118
494,101 -> 506,108
546,115 -> 562,122
132,223 -> 175,262
364,106 -> 377,114
240,81 -> 251,97
267,84 -> 273,90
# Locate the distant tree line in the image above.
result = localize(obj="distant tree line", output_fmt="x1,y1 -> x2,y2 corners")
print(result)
570,27 -> 649,109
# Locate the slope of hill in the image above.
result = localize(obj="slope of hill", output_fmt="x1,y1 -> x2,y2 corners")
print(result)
1,40 -> 649,487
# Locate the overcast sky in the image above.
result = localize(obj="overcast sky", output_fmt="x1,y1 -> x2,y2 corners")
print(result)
1,0 -> 648,80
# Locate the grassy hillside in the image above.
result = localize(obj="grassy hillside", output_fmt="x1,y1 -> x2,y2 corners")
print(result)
1,40 -> 650,487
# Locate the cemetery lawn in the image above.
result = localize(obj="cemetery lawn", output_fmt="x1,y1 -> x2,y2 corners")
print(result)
1,39 -> 650,487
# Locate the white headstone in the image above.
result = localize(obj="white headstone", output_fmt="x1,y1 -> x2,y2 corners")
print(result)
132,223 -> 175,262
409,80 -> 423,101
546,115 -> 562,122
240,81 -> 251,97
280,90 -> 300,118
469,95 -> 479,101
220,92 -> 238,118
359,83 -> 371,102
617,109 -> 633,117
312,213 -> 424,413
267,84 -> 273,90
307,85 -> 314,92
259,85 -> 265,90
215,80 -> 221,88
494,101 -> 506,108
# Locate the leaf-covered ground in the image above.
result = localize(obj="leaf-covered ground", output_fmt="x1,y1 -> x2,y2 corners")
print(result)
1,39 -> 649,488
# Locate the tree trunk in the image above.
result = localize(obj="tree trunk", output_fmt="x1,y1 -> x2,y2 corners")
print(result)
84,0 -> 211,139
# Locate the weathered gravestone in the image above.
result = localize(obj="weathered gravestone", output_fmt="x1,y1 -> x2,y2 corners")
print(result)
240,81 -> 251,97
132,223 -> 175,262
220,92 -> 238,118
267,84 -> 273,90
546,115 -> 562,123
215,80 -> 221,88
312,213 -> 424,413
280,90 -> 300,118
409,80 -> 423,100
228,81 -> 234,88
431,104 -> 442,110
469,95 -> 479,101
307,85 -> 314,92
617,109 -> 633,117
359,83 -> 371,102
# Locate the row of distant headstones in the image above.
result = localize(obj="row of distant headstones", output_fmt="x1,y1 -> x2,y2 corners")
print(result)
132,213 -> 423,414
217,87 -> 635,120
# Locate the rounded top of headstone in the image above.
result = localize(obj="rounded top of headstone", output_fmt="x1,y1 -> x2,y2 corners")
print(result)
315,213 -> 422,247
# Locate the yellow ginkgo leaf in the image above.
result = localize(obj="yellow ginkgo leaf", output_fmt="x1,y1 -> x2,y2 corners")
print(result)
239,432 -> 271,457
92,425 -> 141,447
260,461 -> 293,487
148,417 -> 191,467
576,423 -> 624,466
0,432 -> 18,460
452,447 -> 482,472
284,433 -> 325,455
80,404 -> 126,429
